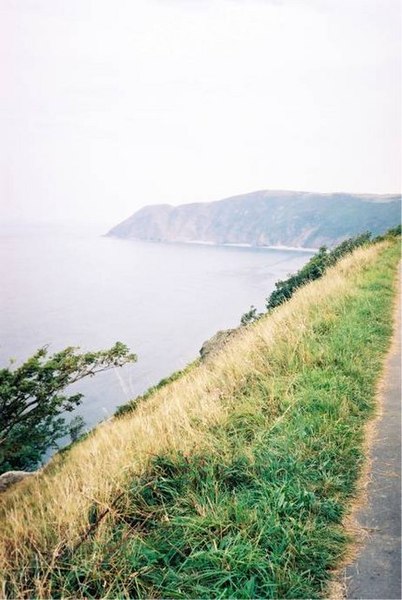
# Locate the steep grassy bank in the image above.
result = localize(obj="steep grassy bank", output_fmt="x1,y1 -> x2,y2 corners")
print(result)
0,241 -> 400,598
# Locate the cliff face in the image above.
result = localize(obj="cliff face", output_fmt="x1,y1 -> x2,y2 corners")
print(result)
107,190 -> 401,248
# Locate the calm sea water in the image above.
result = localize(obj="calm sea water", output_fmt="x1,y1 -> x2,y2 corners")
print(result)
0,224 -> 313,434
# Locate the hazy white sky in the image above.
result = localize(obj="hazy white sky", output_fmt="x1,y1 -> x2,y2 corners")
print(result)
0,0 -> 401,226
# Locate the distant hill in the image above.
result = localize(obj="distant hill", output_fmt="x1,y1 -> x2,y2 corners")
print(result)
107,190 -> 401,248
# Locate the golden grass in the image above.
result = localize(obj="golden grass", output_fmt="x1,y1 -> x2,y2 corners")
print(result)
0,242 -> 387,588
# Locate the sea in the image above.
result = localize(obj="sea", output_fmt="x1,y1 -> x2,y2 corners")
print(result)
0,222 -> 313,438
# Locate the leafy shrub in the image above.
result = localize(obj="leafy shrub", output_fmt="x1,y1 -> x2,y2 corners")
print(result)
240,305 -> 261,326
374,224 -> 401,241
266,232 -> 373,311
0,342 -> 136,473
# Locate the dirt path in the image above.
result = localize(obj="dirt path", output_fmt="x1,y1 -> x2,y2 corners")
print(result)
343,266 -> 401,599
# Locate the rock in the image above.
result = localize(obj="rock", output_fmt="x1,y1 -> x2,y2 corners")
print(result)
199,329 -> 237,361
0,470 -> 35,493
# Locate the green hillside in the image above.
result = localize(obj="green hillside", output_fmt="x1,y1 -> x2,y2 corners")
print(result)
0,237 -> 400,599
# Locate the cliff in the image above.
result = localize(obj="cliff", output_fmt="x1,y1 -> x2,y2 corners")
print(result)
107,190 -> 401,248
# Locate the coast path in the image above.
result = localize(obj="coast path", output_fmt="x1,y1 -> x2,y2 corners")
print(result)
344,264 -> 401,599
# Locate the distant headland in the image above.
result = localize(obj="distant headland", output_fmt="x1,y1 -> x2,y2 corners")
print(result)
107,189 -> 401,249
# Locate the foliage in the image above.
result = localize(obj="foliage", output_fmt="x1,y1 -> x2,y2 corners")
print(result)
266,232 -> 372,310
240,305 -> 261,326
242,226 -> 400,326
326,231 -> 371,265
0,342 -> 136,473
68,415 -> 85,443
374,223 -> 401,241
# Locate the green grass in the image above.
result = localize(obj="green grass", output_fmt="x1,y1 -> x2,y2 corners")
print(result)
2,241 -> 399,599
36,242 -> 399,599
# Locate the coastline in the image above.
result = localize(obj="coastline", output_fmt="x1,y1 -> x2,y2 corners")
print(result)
222,242 -> 318,252
109,236 -> 319,253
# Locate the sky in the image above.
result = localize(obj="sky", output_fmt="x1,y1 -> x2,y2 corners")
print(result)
0,0 -> 401,227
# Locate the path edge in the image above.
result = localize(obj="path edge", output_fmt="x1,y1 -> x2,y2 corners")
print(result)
328,259 -> 401,600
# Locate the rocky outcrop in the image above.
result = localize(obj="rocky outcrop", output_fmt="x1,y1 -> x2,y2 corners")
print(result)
199,329 -> 238,361
0,470 -> 36,493
107,190 -> 401,249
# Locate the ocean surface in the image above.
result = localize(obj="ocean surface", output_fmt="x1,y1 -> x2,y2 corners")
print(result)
0,223 -> 313,438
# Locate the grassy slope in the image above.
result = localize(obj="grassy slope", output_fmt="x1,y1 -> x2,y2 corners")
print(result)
0,241 -> 400,598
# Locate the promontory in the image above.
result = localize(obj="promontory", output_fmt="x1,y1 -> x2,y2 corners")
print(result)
107,189 -> 401,248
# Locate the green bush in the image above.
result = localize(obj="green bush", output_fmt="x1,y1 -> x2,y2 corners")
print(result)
374,224 -> 401,241
0,342 -> 136,473
266,232 -> 373,311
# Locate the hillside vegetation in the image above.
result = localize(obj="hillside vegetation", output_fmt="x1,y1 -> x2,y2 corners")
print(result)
107,190 -> 401,248
0,239 -> 400,599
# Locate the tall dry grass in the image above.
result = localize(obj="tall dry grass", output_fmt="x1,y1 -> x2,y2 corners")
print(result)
0,242 -> 387,592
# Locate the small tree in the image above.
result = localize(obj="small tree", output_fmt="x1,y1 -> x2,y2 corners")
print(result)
0,342 -> 137,473
240,305 -> 260,326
